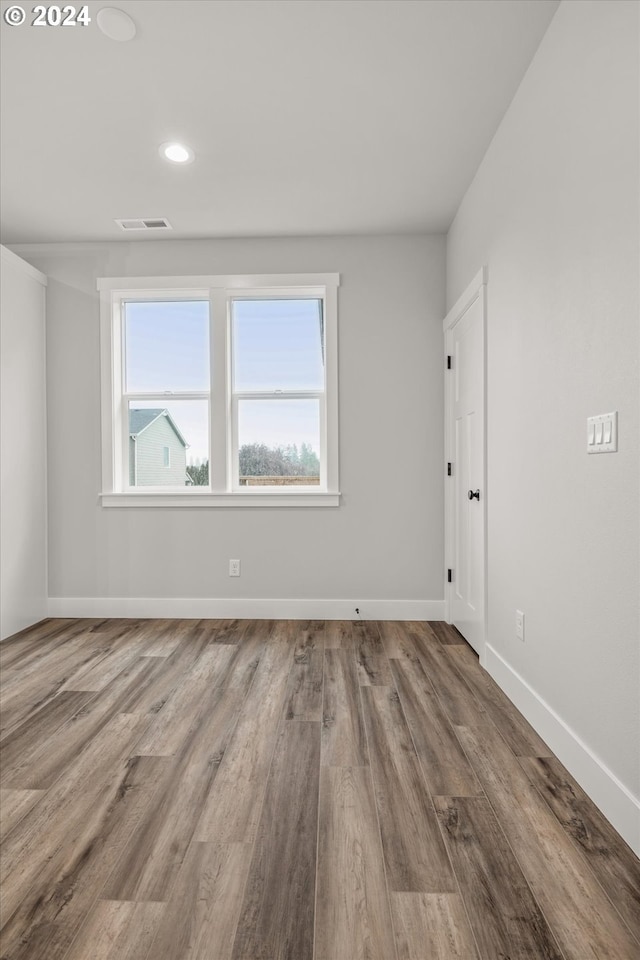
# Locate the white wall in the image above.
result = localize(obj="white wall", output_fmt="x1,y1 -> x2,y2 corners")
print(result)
10,234 -> 446,619
0,247 -> 48,640
447,0 -> 639,851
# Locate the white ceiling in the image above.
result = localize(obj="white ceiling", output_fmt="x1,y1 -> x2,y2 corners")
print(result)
0,0 -> 559,243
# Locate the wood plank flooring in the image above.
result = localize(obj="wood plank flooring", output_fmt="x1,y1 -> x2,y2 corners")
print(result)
1,618 -> 638,960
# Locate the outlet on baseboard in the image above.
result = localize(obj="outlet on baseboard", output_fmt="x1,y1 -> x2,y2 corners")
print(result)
516,610 -> 525,641
229,559 -> 241,577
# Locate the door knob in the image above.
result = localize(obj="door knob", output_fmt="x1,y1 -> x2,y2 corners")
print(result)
468,489 -> 480,501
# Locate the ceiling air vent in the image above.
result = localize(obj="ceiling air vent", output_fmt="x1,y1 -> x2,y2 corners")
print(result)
115,218 -> 173,231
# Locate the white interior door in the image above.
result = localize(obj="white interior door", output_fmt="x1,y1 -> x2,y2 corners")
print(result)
444,271 -> 486,656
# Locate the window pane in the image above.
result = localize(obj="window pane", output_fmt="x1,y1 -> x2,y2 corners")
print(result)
128,400 -> 209,487
238,399 -> 320,486
233,299 -> 324,391
125,300 -> 209,392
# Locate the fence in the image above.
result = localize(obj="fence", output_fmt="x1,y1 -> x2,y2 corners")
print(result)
238,475 -> 320,486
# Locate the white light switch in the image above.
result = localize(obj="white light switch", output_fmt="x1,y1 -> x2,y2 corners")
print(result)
587,412 -> 618,454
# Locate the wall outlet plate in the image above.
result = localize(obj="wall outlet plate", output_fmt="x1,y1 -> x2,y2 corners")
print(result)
229,559 -> 241,577
516,610 -> 525,641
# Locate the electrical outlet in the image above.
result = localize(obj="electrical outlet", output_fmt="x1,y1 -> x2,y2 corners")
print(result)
516,610 -> 525,641
229,559 -> 241,577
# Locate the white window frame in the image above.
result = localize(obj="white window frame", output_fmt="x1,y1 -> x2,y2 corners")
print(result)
98,273 -> 340,507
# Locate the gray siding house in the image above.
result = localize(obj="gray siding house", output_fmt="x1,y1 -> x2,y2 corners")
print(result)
129,409 -> 188,487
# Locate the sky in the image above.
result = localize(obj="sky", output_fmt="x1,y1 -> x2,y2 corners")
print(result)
125,299 -> 323,463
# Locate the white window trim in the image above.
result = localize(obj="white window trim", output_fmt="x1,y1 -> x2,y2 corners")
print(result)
98,273 -> 340,508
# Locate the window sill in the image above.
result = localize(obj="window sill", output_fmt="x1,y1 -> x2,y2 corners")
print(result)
100,490 -> 341,508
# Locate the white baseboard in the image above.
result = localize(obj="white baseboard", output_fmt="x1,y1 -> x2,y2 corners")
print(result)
47,597 -> 445,622
485,643 -> 640,857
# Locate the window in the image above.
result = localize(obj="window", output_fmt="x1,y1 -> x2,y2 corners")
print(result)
232,298 -> 324,488
98,274 -> 340,506
124,299 -> 209,489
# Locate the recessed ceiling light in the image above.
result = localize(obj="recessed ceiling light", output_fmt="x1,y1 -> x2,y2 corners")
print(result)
96,7 -> 136,42
160,142 -> 195,165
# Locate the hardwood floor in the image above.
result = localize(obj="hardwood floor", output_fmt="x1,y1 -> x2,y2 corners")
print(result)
0,618 -> 638,960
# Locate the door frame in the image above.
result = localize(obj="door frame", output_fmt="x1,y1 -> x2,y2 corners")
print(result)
443,267 -> 488,664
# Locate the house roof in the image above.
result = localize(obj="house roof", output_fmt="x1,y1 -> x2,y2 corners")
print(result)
129,408 -> 188,447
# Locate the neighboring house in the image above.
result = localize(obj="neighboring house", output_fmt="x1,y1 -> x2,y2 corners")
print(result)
129,408 -> 188,487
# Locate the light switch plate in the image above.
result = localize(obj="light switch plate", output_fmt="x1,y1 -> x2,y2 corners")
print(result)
587,412 -> 617,454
